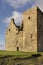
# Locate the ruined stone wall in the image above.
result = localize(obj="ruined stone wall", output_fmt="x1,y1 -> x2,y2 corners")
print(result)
5,19 -> 17,51
5,19 -> 23,51
5,7 -> 43,52
23,7 -> 38,52
5,7 -> 38,52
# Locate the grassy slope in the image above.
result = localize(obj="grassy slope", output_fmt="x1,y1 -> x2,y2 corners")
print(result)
0,51 -> 43,58
0,51 -> 43,65
0,51 -> 40,55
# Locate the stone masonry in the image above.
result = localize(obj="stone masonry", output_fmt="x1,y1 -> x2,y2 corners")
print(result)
5,7 -> 43,52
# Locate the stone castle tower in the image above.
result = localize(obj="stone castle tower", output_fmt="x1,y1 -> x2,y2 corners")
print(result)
5,7 -> 43,52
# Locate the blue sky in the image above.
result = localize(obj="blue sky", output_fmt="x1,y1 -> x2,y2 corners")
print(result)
0,0 -> 43,50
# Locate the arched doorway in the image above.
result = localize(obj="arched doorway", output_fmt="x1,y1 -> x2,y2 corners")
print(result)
17,46 -> 19,51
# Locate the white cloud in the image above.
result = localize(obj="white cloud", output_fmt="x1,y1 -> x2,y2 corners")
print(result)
3,0 -> 35,9
2,0 -> 43,26
32,0 -> 43,12
1,0 -> 43,11
12,11 -> 23,25
3,11 -> 23,26
36,0 -> 43,12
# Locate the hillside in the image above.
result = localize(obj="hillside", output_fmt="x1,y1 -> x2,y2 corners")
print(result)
0,51 -> 43,65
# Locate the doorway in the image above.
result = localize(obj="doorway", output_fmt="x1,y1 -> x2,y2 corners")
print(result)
17,46 -> 19,51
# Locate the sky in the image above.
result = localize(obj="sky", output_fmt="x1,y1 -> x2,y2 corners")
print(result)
0,0 -> 43,50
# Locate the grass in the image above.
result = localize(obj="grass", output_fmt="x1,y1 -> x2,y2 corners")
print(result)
0,51 -> 40,55
0,51 -> 43,58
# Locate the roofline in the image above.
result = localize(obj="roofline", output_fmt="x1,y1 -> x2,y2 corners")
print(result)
23,6 -> 43,15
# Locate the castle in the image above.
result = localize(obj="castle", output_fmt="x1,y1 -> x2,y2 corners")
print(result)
5,7 -> 43,52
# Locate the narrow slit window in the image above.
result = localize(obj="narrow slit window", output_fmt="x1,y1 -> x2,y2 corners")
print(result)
16,29 -> 19,34
28,16 -> 30,19
31,34 -> 33,39
9,29 -> 10,32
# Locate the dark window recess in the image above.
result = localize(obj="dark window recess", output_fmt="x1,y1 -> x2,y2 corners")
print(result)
16,30 -> 19,34
31,34 -> 33,39
28,16 -> 30,19
9,29 -> 10,32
